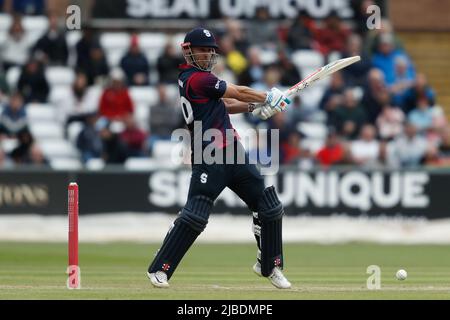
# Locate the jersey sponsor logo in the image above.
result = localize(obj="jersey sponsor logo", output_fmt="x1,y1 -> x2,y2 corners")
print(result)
200,173 -> 208,184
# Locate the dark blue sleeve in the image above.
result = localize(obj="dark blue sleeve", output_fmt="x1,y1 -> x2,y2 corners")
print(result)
189,72 -> 227,99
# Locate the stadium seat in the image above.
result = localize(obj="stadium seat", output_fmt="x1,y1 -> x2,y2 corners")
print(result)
292,50 -> 327,87
49,85 -> 72,105
100,33 -> 130,67
152,140 -> 187,167
26,103 -> 57,122
0,32 -> 6,46
301,138 -> 325,154
6,66 -> 21,89
129,86 -> 158,106
124,157 -> 159,170
66,30 -> 82,48
297,122 -> 328,139
301,86 -> 325,109
50,158 -> 83,170
46,67 -> 75,87
292,50 -> 324,70
259,50 -> 277,66
100,32 -> 130,50
0,14 -> 11,30
29,123 -> 64,140
105,48 -> 127,68
165,84 -> 179,101
39,140 -> 80,158
139,33 -> 167,65
171,33 -> 186,48
135,103 -> 150,131
328,51 -> 342,62
0,137 -> 18,154
86,158 -> 105,170
67,122 -> 84,145
22,16 -> 48,32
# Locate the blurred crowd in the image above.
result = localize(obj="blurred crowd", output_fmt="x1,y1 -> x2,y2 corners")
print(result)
1,0 -> 449,169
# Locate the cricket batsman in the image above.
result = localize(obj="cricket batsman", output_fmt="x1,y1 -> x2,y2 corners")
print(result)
147,27 -> 292,289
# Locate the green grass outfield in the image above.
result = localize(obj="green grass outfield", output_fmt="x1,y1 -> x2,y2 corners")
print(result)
0,242 -> 450,299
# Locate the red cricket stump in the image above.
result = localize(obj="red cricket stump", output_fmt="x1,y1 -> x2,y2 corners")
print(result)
67,182 -> 81,289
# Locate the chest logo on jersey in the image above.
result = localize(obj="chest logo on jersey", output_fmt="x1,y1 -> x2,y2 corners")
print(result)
200,173 -> 208,184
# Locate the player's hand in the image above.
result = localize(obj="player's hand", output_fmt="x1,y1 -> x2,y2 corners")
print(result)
250,103 -> 268,120
252,103 -> 276,120
265,87 -> 291,113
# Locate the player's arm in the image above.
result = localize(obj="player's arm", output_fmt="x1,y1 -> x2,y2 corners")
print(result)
222,98 -> 255,114
222,83 -> 267,103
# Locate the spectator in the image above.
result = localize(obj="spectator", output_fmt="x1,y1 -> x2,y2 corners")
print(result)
212,56 -> 236,84
364,18 -> 404,58
219,35 -> 248,76
401,73 -> 436,115
25,143 -> 48,167
386,122 -> 429,168
246,7 -> 279,49
58,72 -> 101,126
2,0 -> 45,15
352,0 -> 376,37
120,115 -> 147,157
156,42 -> 184,84
32,12 -> 69,65
390,55 -> 416,106
120,34 -> 150,86
341,34 -> 371,86
313,12 -> 351,55
99,68 -> 134,121
76,26 -> 101,72
238,46 -> 264,87
361,68 -> 388,124
84,44 -> 110,86
407,97 -> 434,133
426,127 -> 450,167
0,15 -> 34,71
320,71 -> 346,118
17,58 -> 49,103
376,92 -> 405,141
252,64 -> 281,92
98,119 -> 128,164
0,92 -> 28,137
372,33 -> 415,86
247,130 -> 272,167
280,131 -> 311,165
149,84 -> 182,149
277,48 -> 301,87
286,96 -> 311,126
76,113 -> 103,163
330,89 -> 367,140
316,129 -> 348,167
350,124 -> 381,167
286,13 -> 314,50
224,19 -> 249,54
9,129 -> 34,164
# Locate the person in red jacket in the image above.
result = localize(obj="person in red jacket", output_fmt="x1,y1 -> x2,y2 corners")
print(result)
99,68 -> 134,120
316,129 -> 347,166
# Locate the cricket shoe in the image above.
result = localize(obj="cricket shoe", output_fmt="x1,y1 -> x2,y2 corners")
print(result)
147,271 -> 169,288
253,262 -> 291,289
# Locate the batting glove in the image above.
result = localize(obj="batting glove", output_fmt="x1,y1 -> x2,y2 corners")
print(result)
265,87 -> 291,113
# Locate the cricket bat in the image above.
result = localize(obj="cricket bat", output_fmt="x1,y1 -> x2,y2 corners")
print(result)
253,55 -> 361,116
